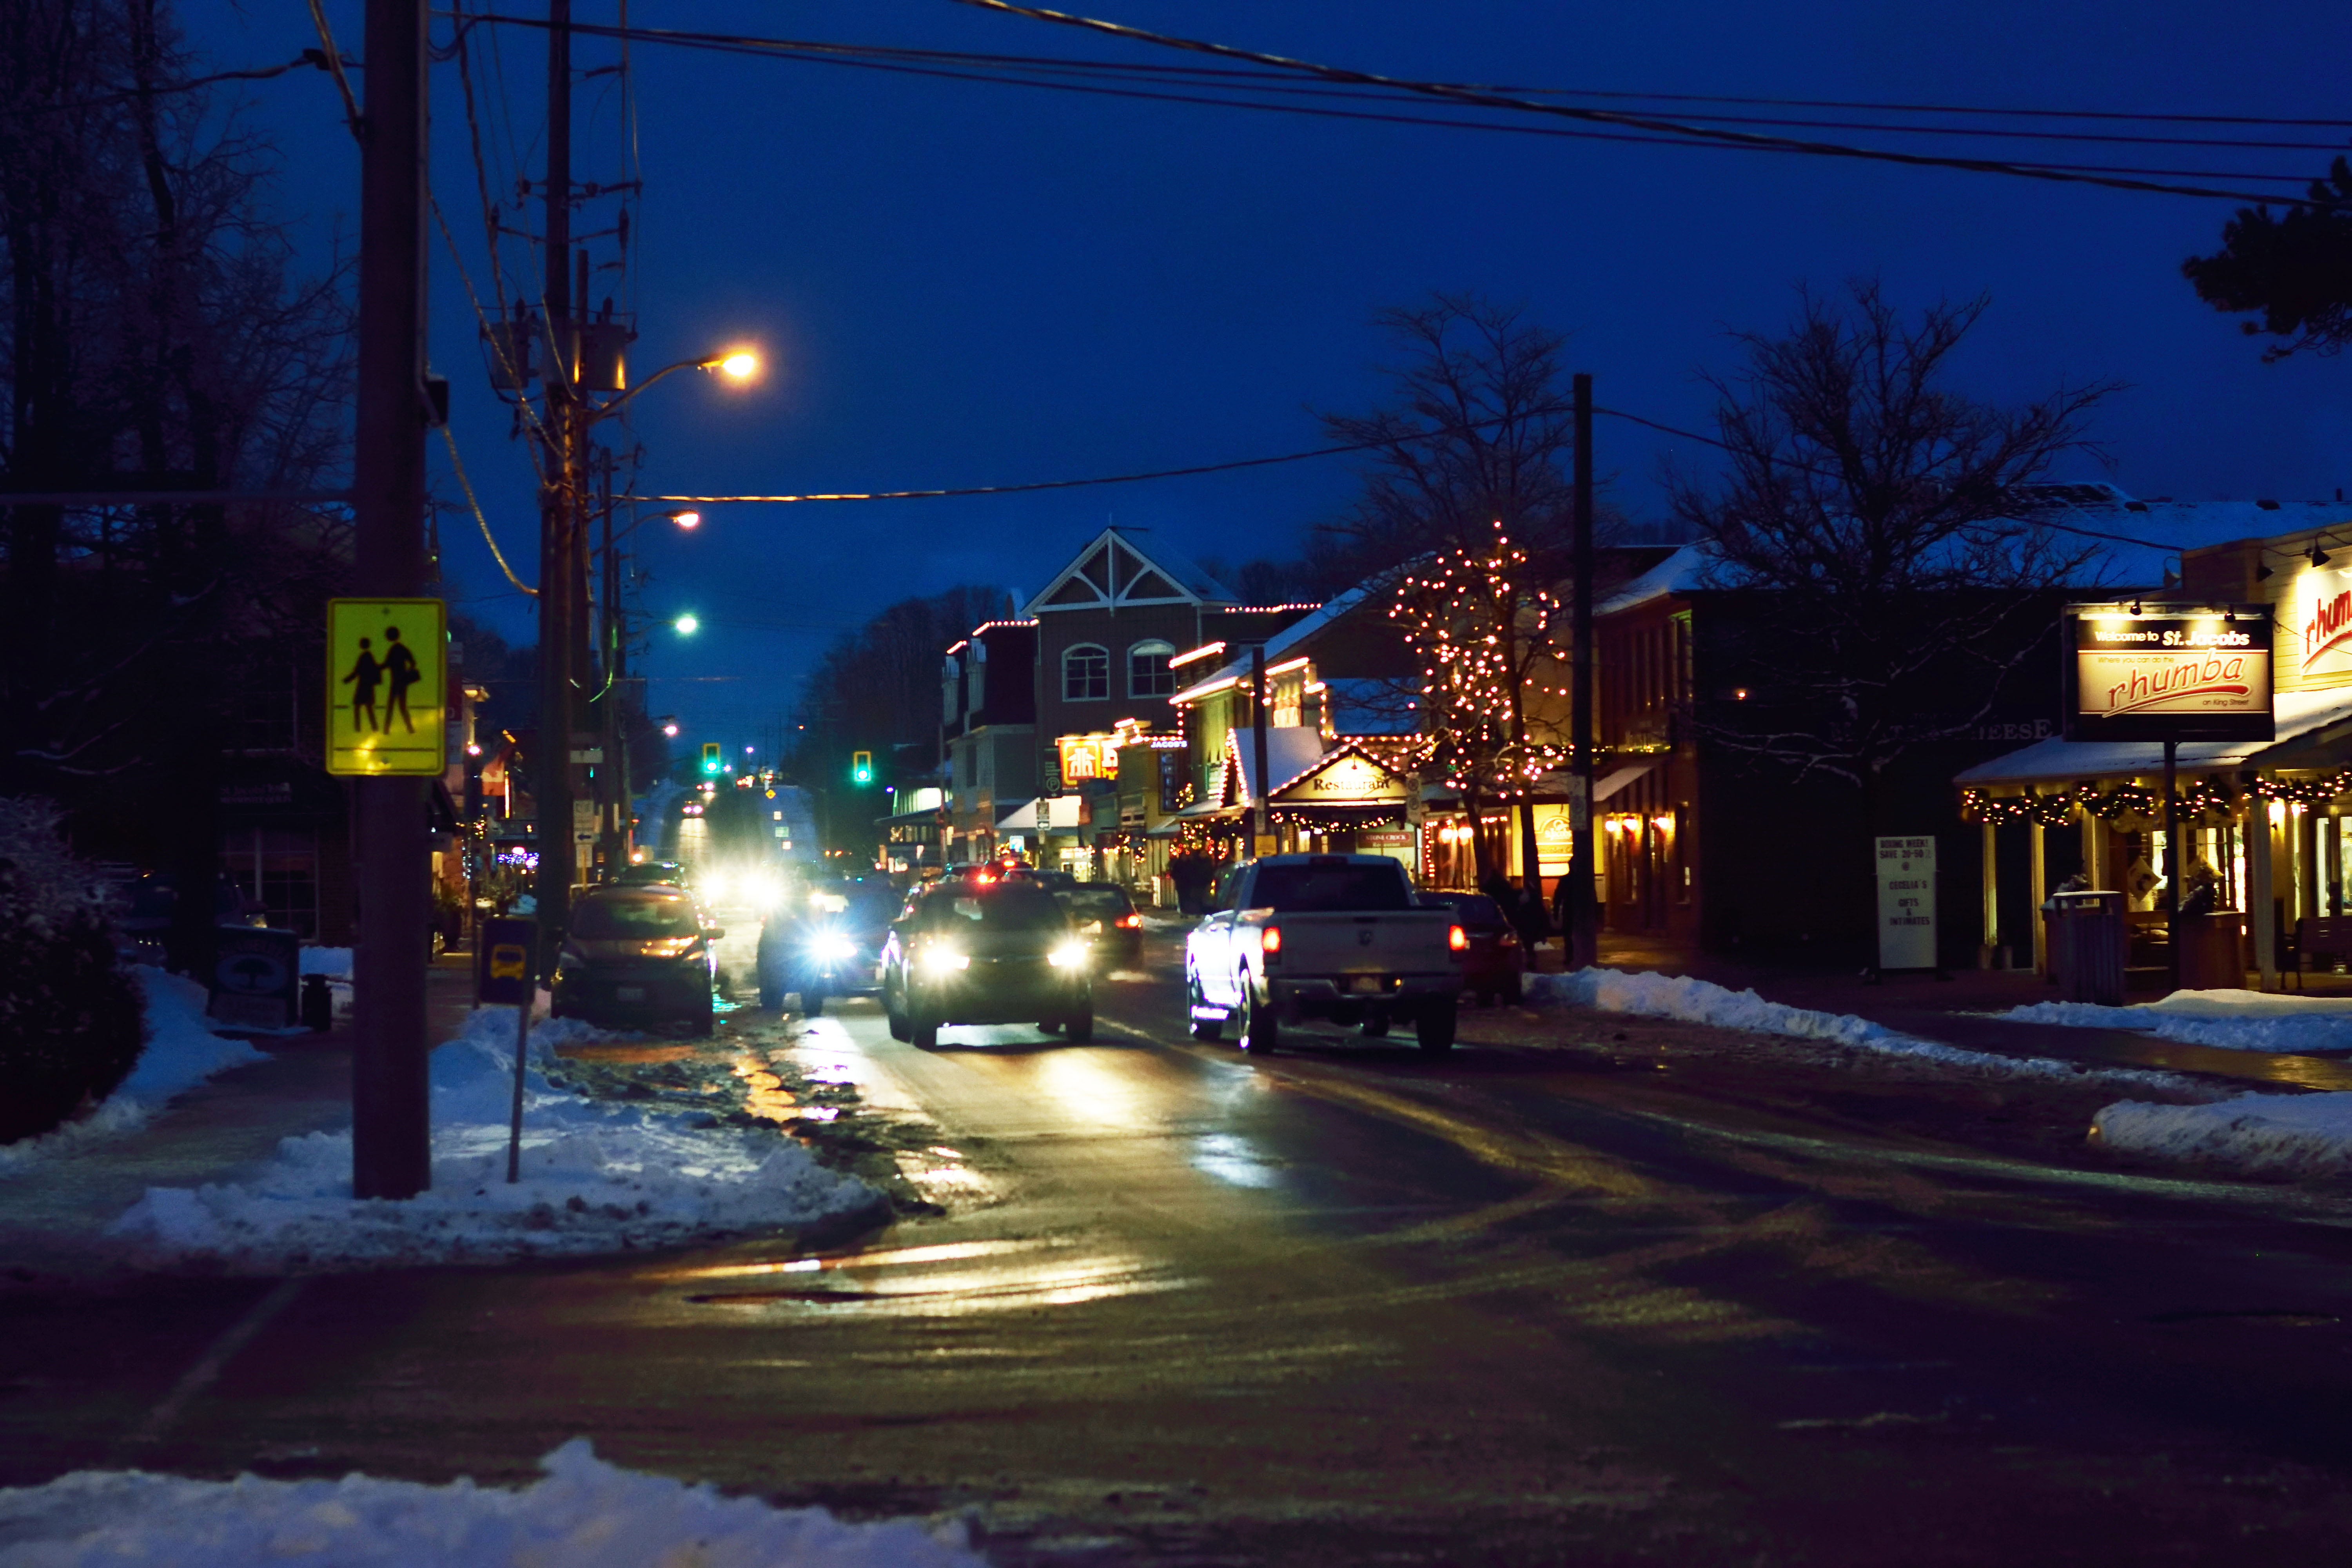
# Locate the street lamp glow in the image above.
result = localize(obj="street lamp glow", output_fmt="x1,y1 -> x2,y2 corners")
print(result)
670,509 -> 701,530
661,722 -> 679,738
716,351 -> 759,381
673,613 -> 700,636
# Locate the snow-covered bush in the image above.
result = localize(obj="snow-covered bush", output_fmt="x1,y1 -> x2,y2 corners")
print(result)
0,798 -> 143,1144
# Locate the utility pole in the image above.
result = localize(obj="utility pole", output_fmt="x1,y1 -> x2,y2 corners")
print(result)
535,0 -> 576,960
1566,372 -> 1599,971
350,0 -> 431,1199
1251,643 -> 1270,854
598,455 -> 622,872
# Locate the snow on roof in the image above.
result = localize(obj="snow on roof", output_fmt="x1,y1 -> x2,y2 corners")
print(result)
1169,577 -> 1388,704
1954,684 -> 2352,788
2011,486 -> 2348,589
1595,545 -> 1710,616
1231,726 -> 1330,801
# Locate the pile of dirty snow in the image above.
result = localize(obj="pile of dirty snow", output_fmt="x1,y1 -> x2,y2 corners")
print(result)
2004,989 -> 2352,1054
105,1009 -> 882,1270
298,946 -> 353,977
0,1438 -> 982,1568
2092,1090 -> 2352,1178
0,969 -> 264,1177
1525,966 -> 2185,1086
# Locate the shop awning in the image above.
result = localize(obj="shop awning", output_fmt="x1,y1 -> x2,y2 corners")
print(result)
1955,686 -> 2352,789
995,798 -> 1040,831
1594,760 -> 1659,802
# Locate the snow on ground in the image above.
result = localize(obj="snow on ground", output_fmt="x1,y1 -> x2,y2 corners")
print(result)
1525,967 -> 2191,1087
2002,989 -> 2352,1054
0,1438 -> 982,1568
105,1007 -> 883,1270
0,969 -> 264,1178
2092,1090 -> 2352,1178
298,946 -> 352,977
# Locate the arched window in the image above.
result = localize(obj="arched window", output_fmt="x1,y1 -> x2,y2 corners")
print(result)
1063,643 -> 1109,702
1127,639 -> 1176,697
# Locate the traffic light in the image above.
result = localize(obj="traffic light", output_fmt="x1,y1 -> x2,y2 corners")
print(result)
851,750 -> 873,785
701,742 -> 721,775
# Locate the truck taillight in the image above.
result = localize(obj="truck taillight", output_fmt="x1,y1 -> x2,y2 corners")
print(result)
1261,926 -> 1282,955
1448,924 -> 1469,952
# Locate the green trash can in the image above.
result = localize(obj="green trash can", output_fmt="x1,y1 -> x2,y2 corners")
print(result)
2043,889 -> 2126,1005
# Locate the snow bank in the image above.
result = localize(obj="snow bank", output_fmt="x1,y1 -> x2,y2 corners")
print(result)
0,969 -> 263,1178
1525,966 -> 2185,1085
2092,1090 -> 2352,1178
2003,988 -> 2352,1054
104,1007 -> 881,1270
0,1438 -> 982,1568
298,946 -> 352,977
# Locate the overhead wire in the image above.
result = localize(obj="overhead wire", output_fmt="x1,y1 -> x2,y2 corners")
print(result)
301,0 -> 363,138
438,425 -> 537,595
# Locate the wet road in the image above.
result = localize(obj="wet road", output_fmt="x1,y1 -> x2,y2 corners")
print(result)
11,941 -> 2352,1562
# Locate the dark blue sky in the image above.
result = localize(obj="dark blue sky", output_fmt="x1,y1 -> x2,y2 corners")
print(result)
196,1 -> 2352,747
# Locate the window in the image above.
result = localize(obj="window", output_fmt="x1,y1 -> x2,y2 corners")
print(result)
1128,639 -> 1176,697
1063,643 -> 1109,701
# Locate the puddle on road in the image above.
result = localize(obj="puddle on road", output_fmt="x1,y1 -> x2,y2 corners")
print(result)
655,1233 -> 1190,1315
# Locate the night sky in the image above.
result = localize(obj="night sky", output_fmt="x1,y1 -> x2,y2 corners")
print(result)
190,1 -> 2352,749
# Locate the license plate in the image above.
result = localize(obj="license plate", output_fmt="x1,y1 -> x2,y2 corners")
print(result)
615,985 -> 645,1001
1348,975 -> 1385,995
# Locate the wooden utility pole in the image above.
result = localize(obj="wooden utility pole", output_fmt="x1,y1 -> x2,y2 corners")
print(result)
350,0 -> 431,1199
1566,372 -> 1598,970
535,0 -> 576,959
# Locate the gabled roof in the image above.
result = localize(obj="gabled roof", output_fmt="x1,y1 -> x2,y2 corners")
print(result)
1224,726 -> 1330,804
1023,527 -> 1236,616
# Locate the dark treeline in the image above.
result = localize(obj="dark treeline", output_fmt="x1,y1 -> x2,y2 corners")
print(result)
785,584 -> 1011,803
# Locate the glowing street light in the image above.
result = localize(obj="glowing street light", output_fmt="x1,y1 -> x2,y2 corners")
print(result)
661,721 -> 680,738
673,613 -> 700,636
669,509 -> 702,530
715,350 -> 759,381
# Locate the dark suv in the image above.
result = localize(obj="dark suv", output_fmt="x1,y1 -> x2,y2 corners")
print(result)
880,874 -> 1092,1047
550,887 -> 718,1034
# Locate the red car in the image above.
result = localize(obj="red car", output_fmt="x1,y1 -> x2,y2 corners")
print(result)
1417,891 -> 1525,1005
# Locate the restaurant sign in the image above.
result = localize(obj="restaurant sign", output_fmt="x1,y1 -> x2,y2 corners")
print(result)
1270,748 -> 1410,806
2064,603 -> 2274,743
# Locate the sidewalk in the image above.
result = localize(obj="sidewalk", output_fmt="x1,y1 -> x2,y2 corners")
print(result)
0,953 -> 483,1276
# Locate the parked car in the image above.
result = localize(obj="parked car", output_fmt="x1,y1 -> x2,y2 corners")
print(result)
1416,891 -> 1525,1005
880,871 -> 1093,1048
1057,883 -> 1144,970
1185,854 -> 1465,1054
757,877 -> 897,1015
611,860 -> 690,889
550,886 -> 718,1034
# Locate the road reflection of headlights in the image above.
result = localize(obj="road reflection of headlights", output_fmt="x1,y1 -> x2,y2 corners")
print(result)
1048,941 -> 1088,969
918,943 -> 969,975
809,933 -> 856,962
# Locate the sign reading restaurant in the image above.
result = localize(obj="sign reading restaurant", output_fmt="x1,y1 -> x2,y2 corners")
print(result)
2063,603 -> 2275,743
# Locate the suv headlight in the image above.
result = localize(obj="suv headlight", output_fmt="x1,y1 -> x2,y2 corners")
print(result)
918,943 -> 969,975
810,933 -> 856,962
1048,941 -> 1087,969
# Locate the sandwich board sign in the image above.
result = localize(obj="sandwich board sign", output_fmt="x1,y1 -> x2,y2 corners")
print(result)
1876,835 -> 1937,971
326,598 -> 447,776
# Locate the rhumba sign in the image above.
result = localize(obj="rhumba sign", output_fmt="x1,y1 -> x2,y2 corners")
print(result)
2064,604 -> 2274,744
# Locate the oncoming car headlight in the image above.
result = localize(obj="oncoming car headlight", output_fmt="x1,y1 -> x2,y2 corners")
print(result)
917,942 -> 970,975
809,933 -> 857,962
1047,941 -> 1088,969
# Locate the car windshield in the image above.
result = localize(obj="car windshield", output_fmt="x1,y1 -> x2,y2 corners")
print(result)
1060,888 -> 1134,920
1247,863 -> 1414,912
1429,893 -> 1502,922
571,896 -> 700,939
926,888 -> 1067,933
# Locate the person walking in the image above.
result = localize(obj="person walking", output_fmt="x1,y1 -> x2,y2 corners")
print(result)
341,638 -> 382,731
380,624 -> 422,734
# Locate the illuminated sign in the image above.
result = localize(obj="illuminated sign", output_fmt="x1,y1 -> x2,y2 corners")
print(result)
1057,733 -> 1120,782
2065,604 -> 2274,743
1271,749 -> 1409,806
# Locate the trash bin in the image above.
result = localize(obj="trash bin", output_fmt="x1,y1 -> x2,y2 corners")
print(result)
2043,890 -> 2126,1005
2176,910 -> 2247,991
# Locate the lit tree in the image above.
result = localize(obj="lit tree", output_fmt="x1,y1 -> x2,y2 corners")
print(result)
1388,524 -> 1573,899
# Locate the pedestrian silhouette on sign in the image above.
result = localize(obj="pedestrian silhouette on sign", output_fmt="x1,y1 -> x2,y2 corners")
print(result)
342,638 -> 381,731
381,625 -> 421,734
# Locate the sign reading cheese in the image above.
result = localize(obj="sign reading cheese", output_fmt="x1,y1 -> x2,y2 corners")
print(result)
2065,604 -> 2273,743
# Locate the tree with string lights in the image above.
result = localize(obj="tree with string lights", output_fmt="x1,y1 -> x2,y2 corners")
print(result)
1387,524 -> 1573,900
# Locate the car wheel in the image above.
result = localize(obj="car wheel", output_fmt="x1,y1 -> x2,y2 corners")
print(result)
1238,979 -> 1279,1054
1360,1007 -> 1389,1038
885,997 -> 911,1042
802,982 -> 827,1018
1415,998 -> 1457,1055
1186,968 -> 1223,1042
911,1017 -> 938,1050
1064,1003 -> 1094,1044
689,995 -> 715,1038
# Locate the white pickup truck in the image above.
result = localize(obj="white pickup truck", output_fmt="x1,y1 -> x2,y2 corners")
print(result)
1184,853 -> 1466,1054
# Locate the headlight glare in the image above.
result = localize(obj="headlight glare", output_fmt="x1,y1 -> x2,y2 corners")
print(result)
1048,941 -> 1088,969
918,943 -> 969,975
811,933 -> 856,962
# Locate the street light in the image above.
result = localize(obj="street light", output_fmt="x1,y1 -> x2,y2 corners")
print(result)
669,510 -> 701,530
717,350 -> 759,380
673,613 -> 700,635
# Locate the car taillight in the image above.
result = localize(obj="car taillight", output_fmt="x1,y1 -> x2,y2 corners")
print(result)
1260,926 -> 1282,955
1448,924 -> 1469,952
1116,914 -> 1142,929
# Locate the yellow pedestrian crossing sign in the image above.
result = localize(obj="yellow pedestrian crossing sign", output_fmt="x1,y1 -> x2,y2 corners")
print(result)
327,598 -> 447,776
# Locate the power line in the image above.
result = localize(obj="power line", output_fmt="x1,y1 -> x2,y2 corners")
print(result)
942,0 -> 2347,207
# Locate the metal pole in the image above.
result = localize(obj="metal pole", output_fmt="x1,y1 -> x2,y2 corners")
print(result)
1566,372 -> 1598,969
1250,644 -> 1269,853
534,0 -> 574,965
2164,739 -> 2181,991
599,460 -> 619,873
350,0 -> 431,1200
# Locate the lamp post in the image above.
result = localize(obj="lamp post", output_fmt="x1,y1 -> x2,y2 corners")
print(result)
595,504 -> 704,875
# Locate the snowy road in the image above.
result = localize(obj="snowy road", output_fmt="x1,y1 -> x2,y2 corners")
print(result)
9,935 -> 2352,1561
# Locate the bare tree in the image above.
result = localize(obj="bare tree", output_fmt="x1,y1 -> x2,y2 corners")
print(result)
1674,282 -> 2112,960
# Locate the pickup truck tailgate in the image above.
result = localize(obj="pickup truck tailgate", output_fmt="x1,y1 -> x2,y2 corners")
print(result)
1265,911 -> 1458,975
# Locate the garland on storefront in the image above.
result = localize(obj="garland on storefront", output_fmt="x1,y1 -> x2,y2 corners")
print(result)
2251,770 -> 2352,806
1960,788 -> 2086,827
2085,783 -> 2159,822
2174,777 -> 2240,818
